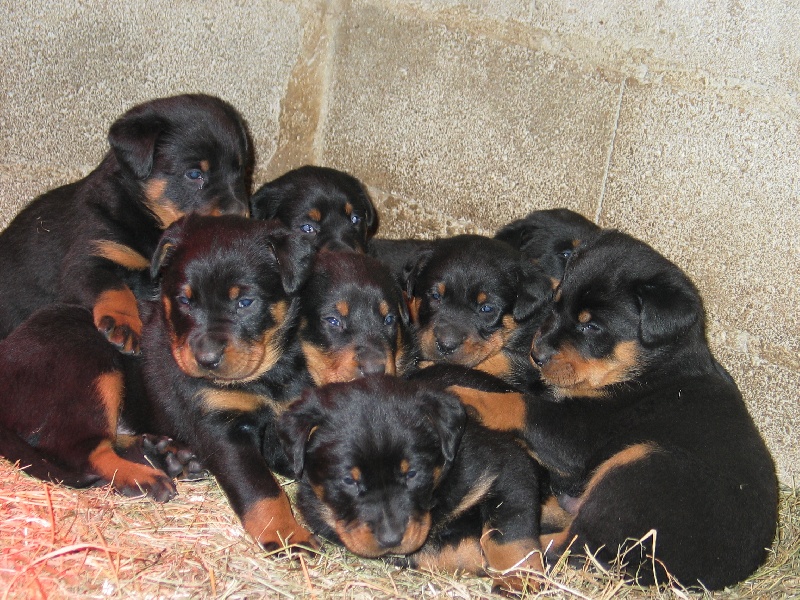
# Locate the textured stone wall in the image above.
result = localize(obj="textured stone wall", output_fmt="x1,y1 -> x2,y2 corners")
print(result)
1,0 -> 797,481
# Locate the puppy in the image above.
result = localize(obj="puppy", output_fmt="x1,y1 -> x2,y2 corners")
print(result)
278,376 -> 544,594
405,234 -> 552,390
298,250 -> 417,385
0,94 -> 252,353
494,208 -> 601,281
0,304 -> 177,501
250,165 -> 377,252
126,214 -> 316,550
460,229 -> 779,589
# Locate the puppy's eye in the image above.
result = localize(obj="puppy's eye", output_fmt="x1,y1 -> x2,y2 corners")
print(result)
405,469 -> 417,480
177,295 -> 191,306
558,249 -> 574,260
578,322 -> 601,334
430,291 -> 441,301
300,223 -> 318,234
479,304 -> 494,313
237,298 -> 254,309
186,169 -> 203,180
383,314 -> 395,326
324,316 -> 342,328
342,475 -> 357,486
350,214 -> 362,225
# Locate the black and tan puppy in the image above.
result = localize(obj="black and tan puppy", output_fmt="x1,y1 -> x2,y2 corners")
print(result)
0,94 -> 251,352
494,208 -> 601,281
460,229 -> 779,589
298,251 -> 416,385
250,165 -> 377,252
278,376 -> 544,594
126,214 -> 316,550
405,234 -> 552,390
0,303 -> 178,500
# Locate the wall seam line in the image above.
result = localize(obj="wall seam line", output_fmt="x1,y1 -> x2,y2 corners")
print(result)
595,78 -> 625,224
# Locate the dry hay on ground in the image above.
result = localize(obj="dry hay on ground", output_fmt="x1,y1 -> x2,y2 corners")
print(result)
0,459 -> 797,599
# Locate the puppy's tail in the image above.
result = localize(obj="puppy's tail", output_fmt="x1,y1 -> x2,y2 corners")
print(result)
0,425 -> 101,488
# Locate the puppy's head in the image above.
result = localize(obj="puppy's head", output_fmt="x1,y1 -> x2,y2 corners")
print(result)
109,94 -> 252,227
299,252 -> 415,384
406,235 -> 551,372
250,165 -> 378,252
494,209 -> 601,281
151,214 -> 313,383
531,229 -> 705,398
278,376 -> 466,557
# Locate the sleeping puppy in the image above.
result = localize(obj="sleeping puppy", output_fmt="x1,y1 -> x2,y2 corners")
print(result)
250,165 -> 378,252
0,304 -> 178,500
278,376 -> 544,594
459,229 -> 779,589
0,94 -> 251,353
405,234 -> 552,390
494,208 -> 601,281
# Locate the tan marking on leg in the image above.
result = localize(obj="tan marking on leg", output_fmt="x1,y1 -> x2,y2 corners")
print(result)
87,440 -> 175,500
582,443 -> 657,502
541,494 -> 574,531
91,241 -> 150,270
450,471 -> 497,520
95,371 -> 125,432
481,534 -> 544,594
413,537 -> 486,574
540,529 -> 576,557
447,386 -> 526,431
93,287 -> 143,353
242,494 -> 315,548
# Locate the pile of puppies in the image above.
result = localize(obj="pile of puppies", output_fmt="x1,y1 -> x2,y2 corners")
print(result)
0,94 -> 778,594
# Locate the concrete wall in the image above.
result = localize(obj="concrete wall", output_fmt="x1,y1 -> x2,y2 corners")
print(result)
1,0 -> 797,481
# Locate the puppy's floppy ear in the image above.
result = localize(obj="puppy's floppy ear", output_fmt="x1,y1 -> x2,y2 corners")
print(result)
635,271 -> 703,347
249,180 -> 291,220
403,246 -> 435,300
357,184 -> 379,240
277,388 -> 327,478
418,389 -> 466,469
108,105 -> 168,179
266,228 -> 314,294
494,217 -> 530,250
150,217 -> 188,279
513,260 -> 553,323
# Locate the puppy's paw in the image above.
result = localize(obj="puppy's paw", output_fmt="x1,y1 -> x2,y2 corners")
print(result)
141,434 -> 208,480
96,315 -> 141,354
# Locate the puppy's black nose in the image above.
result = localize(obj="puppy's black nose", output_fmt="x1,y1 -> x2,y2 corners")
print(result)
375,527 -> 405,549
193,336 -> 226,370
434,328 -> 464,355
531,345 -> 554,367
359,358 -> 387,377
